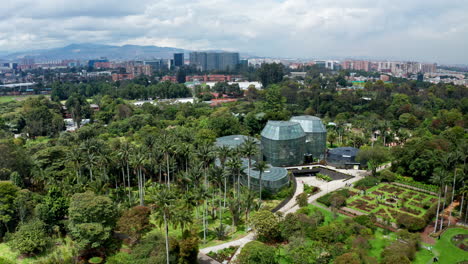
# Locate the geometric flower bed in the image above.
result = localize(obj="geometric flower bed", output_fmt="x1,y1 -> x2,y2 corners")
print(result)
345,183 -> 438,223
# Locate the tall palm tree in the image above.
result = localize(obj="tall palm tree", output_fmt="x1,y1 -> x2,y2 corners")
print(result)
253,161 -> 269,204
131,147 -> 147,206
226,156 -> 242,198
149,185 -> 177,264
118,140 -> 133,198
448,151 -> 462,226
216,145 -> 231,170
240,137 -> 259,191
159,133 -> 176,188
439,172 -> 452,231
66,149 -> 83,184
430,168 -> 445,233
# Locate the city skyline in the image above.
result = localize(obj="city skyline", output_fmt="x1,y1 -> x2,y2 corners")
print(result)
1,0 -> 467,64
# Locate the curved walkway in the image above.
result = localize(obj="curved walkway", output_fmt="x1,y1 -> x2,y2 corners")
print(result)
199,167 -> 366,260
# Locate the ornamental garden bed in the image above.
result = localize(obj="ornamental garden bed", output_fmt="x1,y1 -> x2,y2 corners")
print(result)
344,182 -> 437,224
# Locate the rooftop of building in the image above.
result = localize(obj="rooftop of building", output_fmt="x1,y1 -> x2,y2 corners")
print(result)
290,115 -> 327,133
244,164 -> 288,182
215,135 -> 259,149
328,147 -> 360,157
261,121 -> 305,140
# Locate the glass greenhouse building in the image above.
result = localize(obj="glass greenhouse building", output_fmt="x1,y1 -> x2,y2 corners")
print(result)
242,163 -> 289,190
261,121 -> 306,166
326,147 -> 361,168
215,135 -> 260,149
290,115 -> 327,160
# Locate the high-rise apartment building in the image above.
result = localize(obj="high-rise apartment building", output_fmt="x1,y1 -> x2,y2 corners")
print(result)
174,53 -> 184,67
189,52 -> 240,71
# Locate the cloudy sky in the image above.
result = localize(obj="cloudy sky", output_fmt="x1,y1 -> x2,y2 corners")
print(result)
1,0 -> 467,64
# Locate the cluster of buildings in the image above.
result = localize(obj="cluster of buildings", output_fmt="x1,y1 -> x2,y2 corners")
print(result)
340,60 -> 437,76
215,115 -> 362,192
189,52 -> 242,71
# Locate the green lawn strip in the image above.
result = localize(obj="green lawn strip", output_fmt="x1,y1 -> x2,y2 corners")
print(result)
0,96 -> 15,103
432,228 -> 468,263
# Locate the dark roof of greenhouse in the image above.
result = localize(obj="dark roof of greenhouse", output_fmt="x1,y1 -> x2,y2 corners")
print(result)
328,147 -> 359,157
215,135 -> 259,149
290,115 -> 327,133
244,164 -> 288,181
261,121 -> 305,140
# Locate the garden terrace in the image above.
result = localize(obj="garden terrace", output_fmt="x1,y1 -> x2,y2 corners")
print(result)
344,183 -> 437,224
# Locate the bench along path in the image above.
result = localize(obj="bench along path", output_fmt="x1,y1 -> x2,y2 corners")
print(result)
199,168 -> 365,261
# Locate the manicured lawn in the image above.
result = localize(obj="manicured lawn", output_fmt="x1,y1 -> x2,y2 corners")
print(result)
412,228 -> 468,264
345,183 -> 437,223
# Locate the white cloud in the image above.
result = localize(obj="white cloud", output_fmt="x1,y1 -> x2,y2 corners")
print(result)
0,0 -> 467,63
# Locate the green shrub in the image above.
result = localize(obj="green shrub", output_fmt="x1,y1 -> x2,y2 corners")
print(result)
105,252 -> 133,264
354,177 -> 380,189
8,219 -> 49,255
250,210 -> 281,242
0,257 -> 15,264
316,173 -> 332,182
317,189 -> 350,207
396,213 -> 426,231
237,241 -> 277,264
303,184 -> 319,195
296,193 -> 308,207
207,246 -> 238,262
380,170 -> 397,182
89,257 -> 103,264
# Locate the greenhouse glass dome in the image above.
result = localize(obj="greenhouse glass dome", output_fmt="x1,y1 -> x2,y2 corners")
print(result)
261,121 -> 306,166
215,135 -> 260,149
242,164 -> 289,190
290,115 -> 327,160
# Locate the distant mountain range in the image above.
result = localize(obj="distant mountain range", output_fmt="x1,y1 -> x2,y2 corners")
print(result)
0,43 -> 188,62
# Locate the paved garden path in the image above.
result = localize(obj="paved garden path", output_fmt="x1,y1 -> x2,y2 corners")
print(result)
199,167 -> 366,262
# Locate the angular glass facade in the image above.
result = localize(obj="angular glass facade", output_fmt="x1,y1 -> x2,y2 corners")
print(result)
242,164 -> 289,190
261,121 -> 306,166
327,147 -> 360,168
290,115 -> 327,160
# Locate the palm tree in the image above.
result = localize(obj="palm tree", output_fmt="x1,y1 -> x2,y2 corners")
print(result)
459,182 -> 468,223
253,161 -> 268,204
216,145 -> 231,170
240,137 -> 258,191
439,171 -> 452,231
131,147 -> 147,206
176,143 -> 192,173
448,151 -> 462,226
117,140 -> 133,199
149,185 -> 177,264
430,168 -> 445,233
226,156 -> 242,198
66,149 -> 83,184
159,133 -> 175,188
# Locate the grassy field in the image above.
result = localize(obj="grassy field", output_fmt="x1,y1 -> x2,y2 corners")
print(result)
345,183 -> 437,222
0,95 -> 43,103
412,228 -> 468,264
